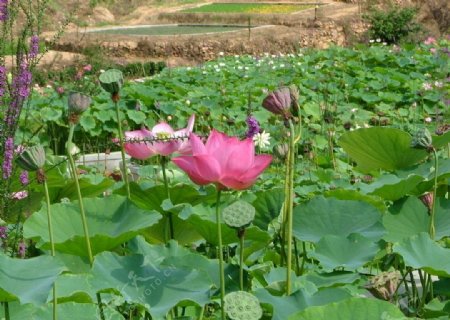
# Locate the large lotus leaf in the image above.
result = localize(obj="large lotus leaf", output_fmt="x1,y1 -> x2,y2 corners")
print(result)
23,195 -> 161,257
293,196 -> 385,243
393,233 -> 450,277
309,234 -> 379,272
383,197 -> 450,242
302,271 -> 360,289
339,127 -> 428,172
53,175 -> 115,201
128,237 -> 219,286
358,174 -> 424,201
0,302 -> 124,320
288,297 -> 406,320
185,210 -> 271,246
89,251 -> 213,320
433,131 -> 450,149
323,189 -> 387,213
0,254 -> 65,305
116,182 -> 215,212
53,273 -> 96,303
396,159 -> 450,195
256,287 -> 351,320
251,188 -> 284,231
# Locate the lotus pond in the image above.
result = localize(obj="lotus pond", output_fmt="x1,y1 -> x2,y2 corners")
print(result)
0,38 -> 450,320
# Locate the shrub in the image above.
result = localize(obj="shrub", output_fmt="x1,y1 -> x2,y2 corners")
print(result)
363,6 -> 422,44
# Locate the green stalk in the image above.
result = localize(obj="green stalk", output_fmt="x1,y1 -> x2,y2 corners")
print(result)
114,100 -> 130,199
43,179 -> 57,320
215,189 -> 225,320
239,229 -> 245,291
4,302 -> 9,320
161,156 -> 174,241
429,149 -> 439,240
67,125 -> 105,320
67,124 -> 93,264
286,120 -> 296,295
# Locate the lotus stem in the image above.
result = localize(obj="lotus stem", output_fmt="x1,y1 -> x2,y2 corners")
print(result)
43,179 -> 57,320
67,124 -> 93,265
4,302 -> 10,320
238,228 -> 245,291
430,148 -> 438,240
215,189 -> 225,320
161,156 -> 174,241
286,119 -> 296,295
114,100 -> 130,199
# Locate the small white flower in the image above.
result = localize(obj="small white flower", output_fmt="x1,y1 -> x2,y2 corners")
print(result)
351,108 -> 358,113
272,66 -> 277,70
219,62 -> 226,67
422,82 -> 433,91
253,131 -> 271,149
244,66 -> 249,70
234,55 -> 239,58
363,123 -> 370,128
425,117 -> 432,123
434,81 -> 443,88
369,39 -> 375,43
237,66 -> 243,70
186,100 -> 191,105
100,69 -> 105,73
202,71 -> 207,75
215,68 -> 221,72
187,67 -> 192,71
219,52 -> 224,56
376,38 -> 381,43
280,64 -> 285,68
167,115 -> 173,121
382,42 -> 387,46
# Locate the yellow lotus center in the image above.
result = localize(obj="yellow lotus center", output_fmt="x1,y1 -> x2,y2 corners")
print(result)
156,132 -> 171,139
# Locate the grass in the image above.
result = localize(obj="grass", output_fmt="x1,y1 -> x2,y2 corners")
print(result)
89,25 -> 252,36
181,3 -> 314,14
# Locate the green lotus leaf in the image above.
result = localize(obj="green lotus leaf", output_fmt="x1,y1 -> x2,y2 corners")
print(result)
0,254 -> 65,305
288,297 -> 406,320
293,196 -> 385,243
339,127 -> 428,172
89,251 -> 213,320
23,195 -> 161,257
393,233 -> 450,277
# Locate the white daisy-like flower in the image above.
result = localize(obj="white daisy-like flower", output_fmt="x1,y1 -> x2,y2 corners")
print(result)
219,62 -> 226,67
425,117 -> 432,123
219,52 -> 224,56
253,131 -> 271,150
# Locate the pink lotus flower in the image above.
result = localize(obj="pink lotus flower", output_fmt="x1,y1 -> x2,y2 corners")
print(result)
124,114 -> 195,160
172,130 -> 272,190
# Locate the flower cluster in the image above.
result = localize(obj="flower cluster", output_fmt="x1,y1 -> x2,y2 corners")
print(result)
0,0 -> 8,22
245,115 -> 260,138
29,35 -> 39,59
0,65 -> 6,97
2,137 -> 14,179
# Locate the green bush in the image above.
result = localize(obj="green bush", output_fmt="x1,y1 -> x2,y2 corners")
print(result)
364,6 -> 422,44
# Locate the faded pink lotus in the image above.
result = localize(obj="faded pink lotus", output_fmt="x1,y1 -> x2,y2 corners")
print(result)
124,114 -> 195,160
172,130 -> 272,190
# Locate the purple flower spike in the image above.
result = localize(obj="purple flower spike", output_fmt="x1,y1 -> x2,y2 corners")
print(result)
245,115 -> 260,138
29,35 -> 39,59
0,0 -> 8,22
2,137 -> 14,179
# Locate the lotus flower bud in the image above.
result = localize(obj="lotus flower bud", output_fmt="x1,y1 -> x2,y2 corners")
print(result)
262,87 -> 292,119
68,92 -> 91,115
99,69 -> 123,101
16,145 -> 46,171
411,128 -> 433,151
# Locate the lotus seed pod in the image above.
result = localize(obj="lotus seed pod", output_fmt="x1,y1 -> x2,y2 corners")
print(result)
223,201 -> 255,229
99,69 -> 124,95
16,145 -> 46,171
68,92 -> 91,115
411,128 -> 433,150
224,291 -> 262,320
